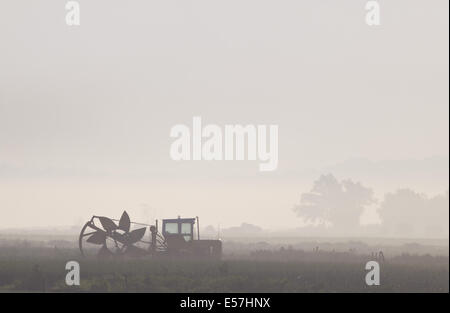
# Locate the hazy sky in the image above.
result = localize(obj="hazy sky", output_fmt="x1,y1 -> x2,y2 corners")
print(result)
0,0 -> 448,229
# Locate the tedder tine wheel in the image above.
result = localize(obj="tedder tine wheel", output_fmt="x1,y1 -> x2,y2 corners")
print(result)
79,211 -> 152,258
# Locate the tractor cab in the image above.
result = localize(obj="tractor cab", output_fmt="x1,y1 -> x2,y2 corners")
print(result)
161,216 -> 221,258
162,217 -> 196,242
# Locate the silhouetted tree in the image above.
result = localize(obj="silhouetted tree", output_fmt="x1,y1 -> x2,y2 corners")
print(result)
293,174 -> 375,232
378,189 -> 449,237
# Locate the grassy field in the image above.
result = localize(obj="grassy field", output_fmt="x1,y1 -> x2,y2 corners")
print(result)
0,244 -> 448,292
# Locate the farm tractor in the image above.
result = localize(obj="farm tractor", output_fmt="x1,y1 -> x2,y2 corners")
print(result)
79,211 -> 222,258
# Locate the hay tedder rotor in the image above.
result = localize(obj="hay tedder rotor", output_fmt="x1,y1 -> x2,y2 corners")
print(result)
79,211 -> 222,258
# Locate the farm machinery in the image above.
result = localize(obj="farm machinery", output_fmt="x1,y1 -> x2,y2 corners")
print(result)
79,211 -> 222,258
